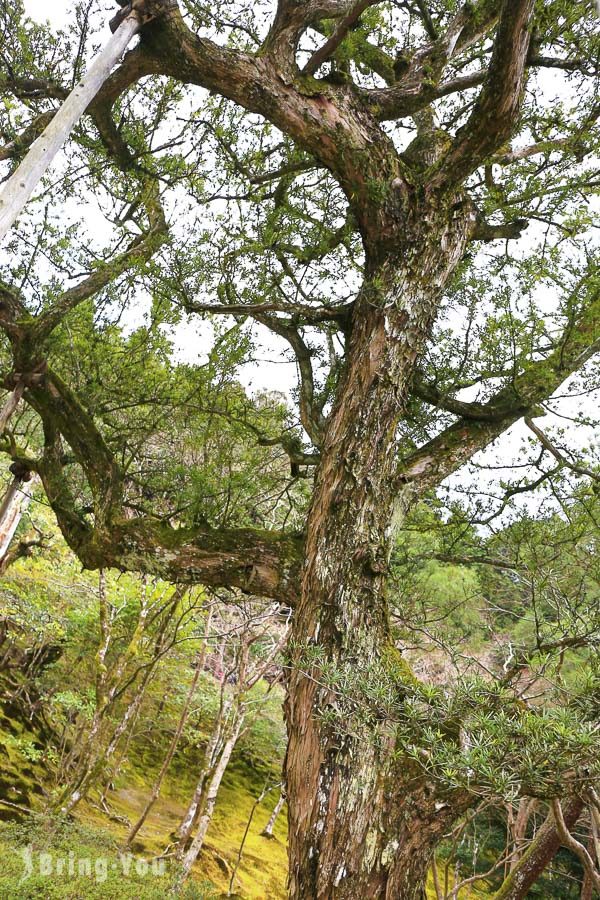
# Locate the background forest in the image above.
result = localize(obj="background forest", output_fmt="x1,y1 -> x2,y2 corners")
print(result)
0,448 -> 599,897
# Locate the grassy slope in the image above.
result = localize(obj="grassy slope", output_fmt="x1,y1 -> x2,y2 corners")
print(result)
0,694 -> 496,899
0,700 -> 289,898
0,550 -> 489,899
93,757 -> 289,898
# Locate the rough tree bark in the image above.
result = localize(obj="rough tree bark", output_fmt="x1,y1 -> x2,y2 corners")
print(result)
280,2 -> 536,893
285,207 -> 482,896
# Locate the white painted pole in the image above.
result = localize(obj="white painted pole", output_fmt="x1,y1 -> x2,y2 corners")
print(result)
0,13 -> 140,243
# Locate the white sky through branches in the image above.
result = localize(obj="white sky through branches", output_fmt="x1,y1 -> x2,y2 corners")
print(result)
16,1 -> 600,524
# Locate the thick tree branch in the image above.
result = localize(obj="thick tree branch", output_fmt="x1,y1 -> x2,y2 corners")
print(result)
96,3 -> 406,239
303,0 -> 380,77
401,272 -> 600,493
551,799 -> 600,893
493,797 -> 585,900
363,0 -> 497,121
184,299 -> 351,327
412,373 -> 515,421
415,553 -> 523,571
1,75 -> 68,102
0,110 -> 56,161
76,517 -> 303,604
367,70 -> 487,122
430,0 -> 535,191
414,0 -> 437,42
262,0 -> 357,74
470,217 -> 529,242
27,370 -> 123,524
0,531 -> 46,574
529,54 -> 597,74
17,372 -> 303,604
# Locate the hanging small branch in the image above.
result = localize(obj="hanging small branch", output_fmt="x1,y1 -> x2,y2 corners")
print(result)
525,416 -> 600,483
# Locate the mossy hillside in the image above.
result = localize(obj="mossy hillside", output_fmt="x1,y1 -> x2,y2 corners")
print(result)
0,699 -> 47,819
0,678 -> 497,899
0,741 -> 289,899
0,666 -> 288,897
0,817 -> 216,899
112,687 -> 288,898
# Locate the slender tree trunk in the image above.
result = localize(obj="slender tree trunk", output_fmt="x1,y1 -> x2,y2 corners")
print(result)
178,713 -> 244,879
580,831 -> 595,900
493,796 -> 584,900
59,653 -> 156,813
59,576 -> 151,781
174,691 -> 233,851
0,14 -> 140,242
126,644 -> 207,847
581,865 -> 594,900
173,622 -> 283,863
98,688 -> 143,806
57,588 -> 179,814
285,200 -> 473,898
508,798 -> 537,872
261,786 -> 285,839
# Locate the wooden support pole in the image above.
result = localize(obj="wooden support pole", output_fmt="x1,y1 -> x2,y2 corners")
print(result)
0,473 -> 37,562
0,12 -> 140,243
0,381 -> 25,434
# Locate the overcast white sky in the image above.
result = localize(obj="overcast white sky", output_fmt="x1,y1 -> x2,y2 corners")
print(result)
25,0 -> 92,30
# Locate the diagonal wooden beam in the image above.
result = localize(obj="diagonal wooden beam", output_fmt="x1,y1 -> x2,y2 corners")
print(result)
0,8 -> 142,242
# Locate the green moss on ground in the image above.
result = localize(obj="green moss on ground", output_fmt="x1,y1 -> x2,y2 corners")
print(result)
0,702 -> 288,898
87,763 -> 288,899
0,708 -> 47,821
0,817 -> 216,899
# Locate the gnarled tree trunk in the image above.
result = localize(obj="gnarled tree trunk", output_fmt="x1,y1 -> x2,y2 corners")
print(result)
285,199 -> 473,899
